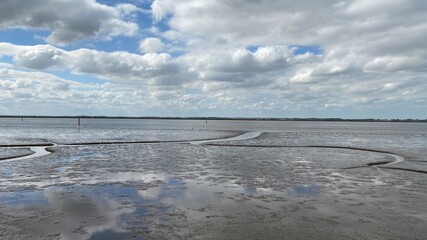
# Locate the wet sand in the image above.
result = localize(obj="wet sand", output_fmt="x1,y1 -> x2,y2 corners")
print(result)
0,126 -> 426,239
0,148 -> 34,161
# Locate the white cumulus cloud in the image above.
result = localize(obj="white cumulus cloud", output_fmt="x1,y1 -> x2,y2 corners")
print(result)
0,0 -> 427,117
139,38 -> 165,53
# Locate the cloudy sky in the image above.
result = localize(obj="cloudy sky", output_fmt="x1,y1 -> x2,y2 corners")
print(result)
0,0 -> 426,118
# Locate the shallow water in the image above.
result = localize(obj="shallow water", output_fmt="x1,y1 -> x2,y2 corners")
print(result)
0,118 -> 426,239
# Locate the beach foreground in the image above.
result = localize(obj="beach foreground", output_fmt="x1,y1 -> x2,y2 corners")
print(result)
0,119 -> 426,239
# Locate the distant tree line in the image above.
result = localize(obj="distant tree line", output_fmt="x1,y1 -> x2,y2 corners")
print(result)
0,115 -> 426,122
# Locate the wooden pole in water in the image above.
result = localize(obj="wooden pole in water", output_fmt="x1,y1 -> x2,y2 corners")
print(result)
77,116 -> 81,126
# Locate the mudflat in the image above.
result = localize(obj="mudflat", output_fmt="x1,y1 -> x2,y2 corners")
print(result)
0,119 -> 426,239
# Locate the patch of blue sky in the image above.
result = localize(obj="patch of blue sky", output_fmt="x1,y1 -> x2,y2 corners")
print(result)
0,29 -> 48,46
0,28 -> 138,53
245,45 -> 322,56
292,45 -> 322,55
152,15 -> 172,32
168,47 -> 187,57
0,56 -> 14,64
81,35 -> 142,53
245,45 -> 260,53
97,0 -> 153,9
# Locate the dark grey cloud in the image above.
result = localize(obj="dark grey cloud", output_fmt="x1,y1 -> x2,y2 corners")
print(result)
0,0 -> 138,45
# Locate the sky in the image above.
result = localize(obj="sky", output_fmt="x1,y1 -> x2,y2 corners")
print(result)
0,0 -> 426,118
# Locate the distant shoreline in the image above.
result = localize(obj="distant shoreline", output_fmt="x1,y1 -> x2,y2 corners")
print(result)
0,115 -> 426,122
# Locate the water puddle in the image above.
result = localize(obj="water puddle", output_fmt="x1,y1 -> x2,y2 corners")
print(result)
0,185 -> 144,239
0,189 -> 48,207
0,167 -> 326,239
89,229 -> 134,240
289,184 -> 319,197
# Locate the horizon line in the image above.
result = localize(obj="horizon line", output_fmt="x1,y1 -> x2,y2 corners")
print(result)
0,115 -> 426,122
